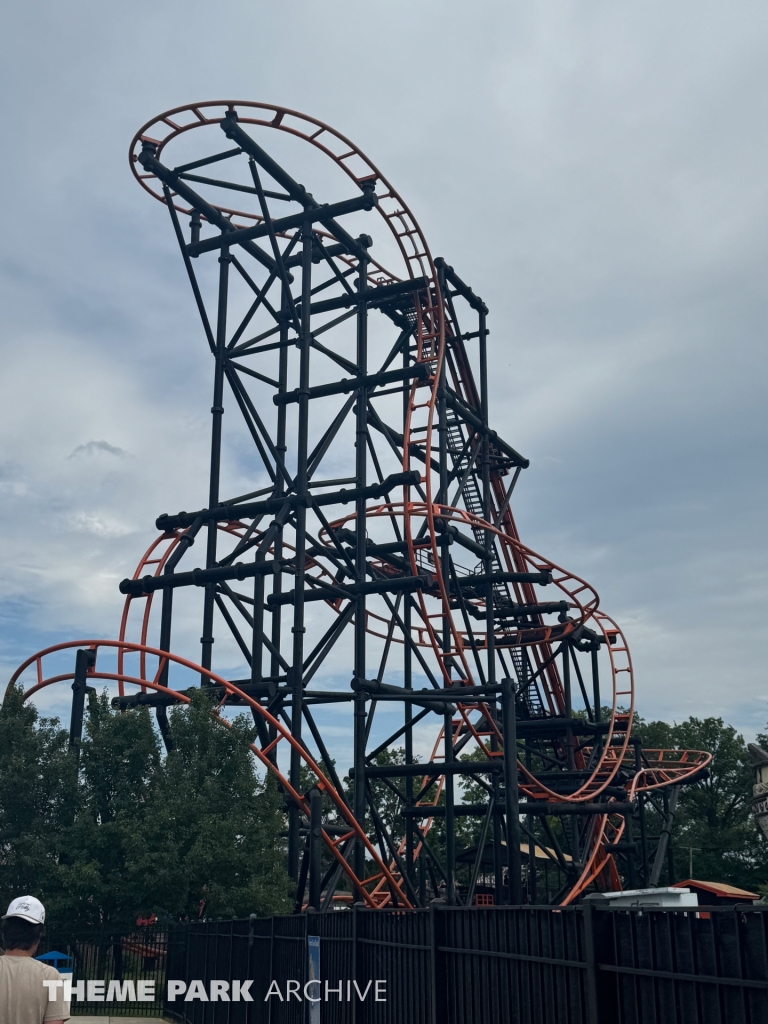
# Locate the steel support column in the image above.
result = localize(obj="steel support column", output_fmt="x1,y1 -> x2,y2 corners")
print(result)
201,244 -> 230,676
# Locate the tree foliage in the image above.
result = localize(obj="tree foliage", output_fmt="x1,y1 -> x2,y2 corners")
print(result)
637,715 -> 768,890
3,680 -> 767,916
0,685 -> 76,901
0,688 -> 291,927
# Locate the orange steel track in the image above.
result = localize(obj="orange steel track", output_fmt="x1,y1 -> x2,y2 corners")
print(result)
6,101 -> 711,907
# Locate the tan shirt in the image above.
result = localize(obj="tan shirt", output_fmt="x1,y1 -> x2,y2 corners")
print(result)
0,955 -> 69,1023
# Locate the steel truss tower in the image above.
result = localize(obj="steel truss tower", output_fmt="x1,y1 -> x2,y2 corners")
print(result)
8,102 -> 711,908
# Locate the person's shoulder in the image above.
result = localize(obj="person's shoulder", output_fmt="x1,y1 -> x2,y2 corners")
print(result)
37,961 -> 62,980
2,955 -> 58,978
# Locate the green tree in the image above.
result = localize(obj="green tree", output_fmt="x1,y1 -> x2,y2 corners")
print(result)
50,691 -> 162,927
0,684 -> 76,912
638,715 -> 768,890
131,691 -> 291,920
1,686 -> 291,927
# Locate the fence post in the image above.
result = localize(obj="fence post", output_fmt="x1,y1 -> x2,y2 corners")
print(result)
247,914 -> 256,1024
429,903 -> 447,1024
352,905 -> 359,1024
267,916 -> 274,1024
583,903 -> 600,1024
429,904 -> 437,1024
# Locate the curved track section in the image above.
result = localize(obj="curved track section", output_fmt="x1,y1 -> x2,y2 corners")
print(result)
7,640 -> 411,908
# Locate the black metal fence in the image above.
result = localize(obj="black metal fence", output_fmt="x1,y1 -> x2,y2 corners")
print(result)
38,926 -> 167,1017
38,905 -> 768,1023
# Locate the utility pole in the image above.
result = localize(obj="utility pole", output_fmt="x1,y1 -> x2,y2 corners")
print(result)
686,846 -> 701,878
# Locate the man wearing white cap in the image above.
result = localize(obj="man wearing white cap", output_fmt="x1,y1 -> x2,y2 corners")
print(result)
0,896 -> 67,1024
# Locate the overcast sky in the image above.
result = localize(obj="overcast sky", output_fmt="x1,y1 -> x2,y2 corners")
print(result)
1,1 -> 767,747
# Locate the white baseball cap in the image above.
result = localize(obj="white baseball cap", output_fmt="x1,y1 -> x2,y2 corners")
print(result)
2,896 -> 45,925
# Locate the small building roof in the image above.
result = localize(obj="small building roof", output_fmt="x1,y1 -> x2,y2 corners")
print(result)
457,840 -> 572,865
672,879 -> 759,900
520,842 -> 573,863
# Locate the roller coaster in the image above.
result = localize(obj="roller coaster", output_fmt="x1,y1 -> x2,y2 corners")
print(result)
6,102 -> 711,909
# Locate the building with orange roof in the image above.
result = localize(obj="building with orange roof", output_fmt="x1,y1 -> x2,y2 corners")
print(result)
672,879 -> 759,906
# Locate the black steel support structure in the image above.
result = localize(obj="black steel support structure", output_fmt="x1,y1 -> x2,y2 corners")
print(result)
100,101 -> 708,912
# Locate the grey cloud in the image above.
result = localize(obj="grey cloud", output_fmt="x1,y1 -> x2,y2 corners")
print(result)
68,440 -> 131,459
1,0 -> 767,765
